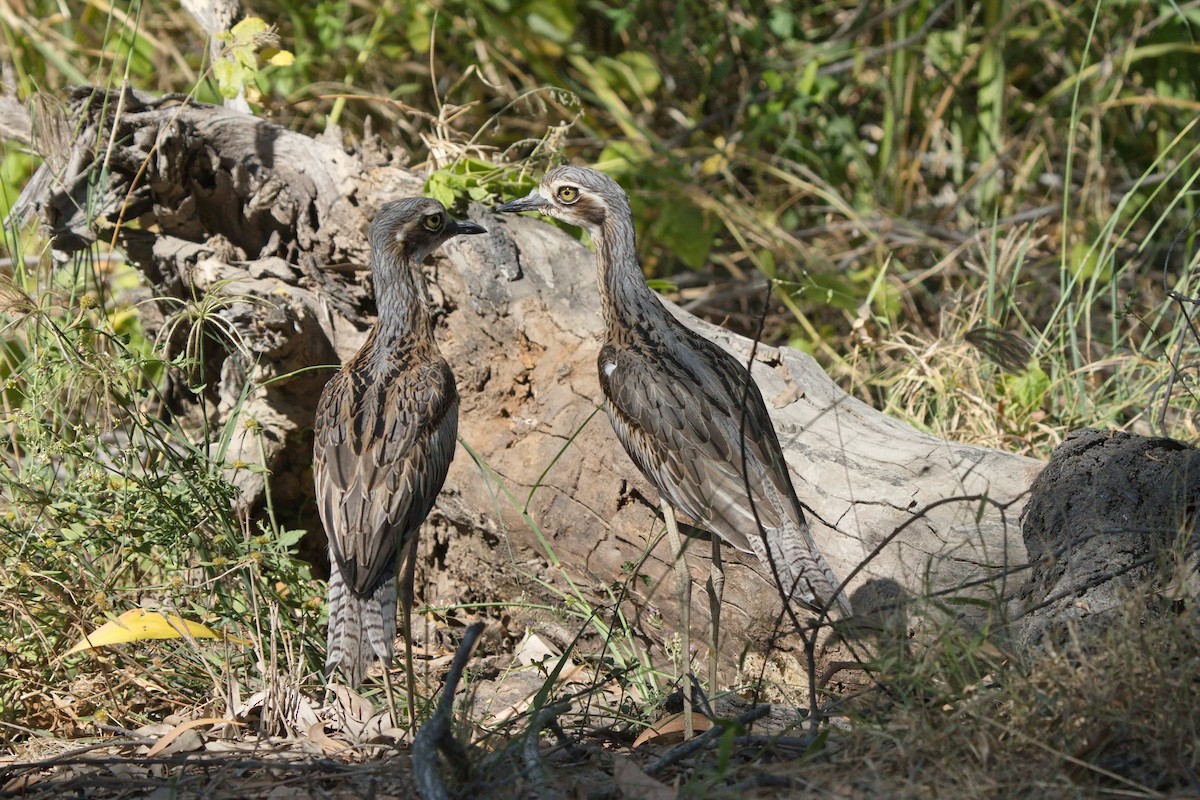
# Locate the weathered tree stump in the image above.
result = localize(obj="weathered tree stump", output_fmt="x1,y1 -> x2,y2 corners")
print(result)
1017,428 -> 1200,648
9,86 -> 1055,679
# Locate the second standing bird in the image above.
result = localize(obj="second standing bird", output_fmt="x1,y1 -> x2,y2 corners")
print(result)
497,167 -> 851,736
314,198 -> 485,727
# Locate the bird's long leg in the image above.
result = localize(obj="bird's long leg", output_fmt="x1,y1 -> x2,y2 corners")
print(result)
399,534 -> 420,733
663,502 -> 693,740
382,662 -> 399,729
707,533 -> 724,707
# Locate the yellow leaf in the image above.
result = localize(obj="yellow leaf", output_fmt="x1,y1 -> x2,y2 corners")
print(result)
263,49 -> 295,67
229,17 -> 269,40
66,609 -> 250,655
700,152 -> 727,176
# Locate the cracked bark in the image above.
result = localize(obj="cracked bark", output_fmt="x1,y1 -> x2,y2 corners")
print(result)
11,86 -> 1052,679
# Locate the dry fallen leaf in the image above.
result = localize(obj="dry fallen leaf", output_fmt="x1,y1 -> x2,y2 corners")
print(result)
2,772 -> 40,793
327,683 -> 375,727
305,722 -> 345,756
146,717 -> 243,757
632,712 -> 714,749
144,728 -> 202,757
513,630 -> 562,667
325,683 -> 404,743
234,687 -> 322,737
612,754 -> 677,800
512,629 -> 585,683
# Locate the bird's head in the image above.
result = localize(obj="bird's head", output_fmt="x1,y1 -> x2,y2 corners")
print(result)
370,197 -> 486,263
494,166 -> 630,234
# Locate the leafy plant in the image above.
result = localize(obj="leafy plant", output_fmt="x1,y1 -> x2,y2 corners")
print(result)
210,17 -> 295,101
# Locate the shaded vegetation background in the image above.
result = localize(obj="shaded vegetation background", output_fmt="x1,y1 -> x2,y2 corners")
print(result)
1,0 -> 1199,795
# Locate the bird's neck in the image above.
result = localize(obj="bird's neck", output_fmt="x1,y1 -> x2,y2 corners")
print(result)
368,252 -> 436,356
592,215 -> 664,337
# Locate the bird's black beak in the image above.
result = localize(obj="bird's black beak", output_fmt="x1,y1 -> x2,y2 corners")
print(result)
447,218 -> 487,236
495,189 -> 550,214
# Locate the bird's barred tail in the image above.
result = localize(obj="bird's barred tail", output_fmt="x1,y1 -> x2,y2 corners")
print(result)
325,566 -> 398,687
757,522 -> 854,619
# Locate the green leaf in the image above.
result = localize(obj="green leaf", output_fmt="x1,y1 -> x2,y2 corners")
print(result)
426,174 -> 457,208
526,13 -> 567,43
802,272 -> 862,313
406,8 -> 433,53
768,7 -> 794,38
233,47 -> 259,69
1007,365 -> 1050,411
521,0 -> 578,43
592,54 -> 661,101
212,59 -> 244,99
277,528 -> 306,548
596,141 -> 646,179
1068,242 -> 1112,282
651,201 -> 717,270
798,60 -> 819,95
615,51 -> 661,95
755,249 -> 776,277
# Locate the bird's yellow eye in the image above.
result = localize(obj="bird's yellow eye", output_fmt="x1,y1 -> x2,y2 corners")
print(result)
556,186 -> 580,204
423,213 -> 443,231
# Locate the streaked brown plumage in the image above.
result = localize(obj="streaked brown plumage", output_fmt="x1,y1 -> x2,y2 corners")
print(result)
497,167 -> 851,733
314,198 -> 484,720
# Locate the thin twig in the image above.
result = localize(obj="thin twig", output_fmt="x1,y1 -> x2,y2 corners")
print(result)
733,734 -> 818,750
1156,203 -> 1200,435
819,0 -> 956,76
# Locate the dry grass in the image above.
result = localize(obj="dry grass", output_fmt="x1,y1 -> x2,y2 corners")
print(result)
8,592 -> 1194,799
782,599 -> 1200,799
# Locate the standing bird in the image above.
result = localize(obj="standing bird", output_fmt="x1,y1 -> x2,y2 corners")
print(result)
497,167 -> 851,735
314,198 -> 485,726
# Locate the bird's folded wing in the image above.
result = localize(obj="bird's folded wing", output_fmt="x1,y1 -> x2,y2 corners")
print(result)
599,341 -> 802,555
314,360 -> 458,594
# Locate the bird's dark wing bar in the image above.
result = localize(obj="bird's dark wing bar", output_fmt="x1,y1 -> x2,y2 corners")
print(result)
314,358 -> 459,594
